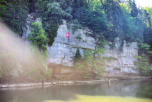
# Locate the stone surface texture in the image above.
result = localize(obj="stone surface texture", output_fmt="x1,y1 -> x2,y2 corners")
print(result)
22,16 -> 139,74
48,20 -> 96,66
102,38 -> 138,73
48,21 -> 138,73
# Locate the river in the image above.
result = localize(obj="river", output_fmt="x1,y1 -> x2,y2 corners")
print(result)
0,80 -> 152,102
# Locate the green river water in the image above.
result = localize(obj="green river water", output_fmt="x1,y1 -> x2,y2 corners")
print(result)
0,80 -> 152,102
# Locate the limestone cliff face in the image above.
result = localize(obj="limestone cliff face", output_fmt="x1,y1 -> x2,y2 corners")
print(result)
48,21 -> 139,74
47,21 -> 96,66
103,38 -> 138,74
22,16 -> 139,74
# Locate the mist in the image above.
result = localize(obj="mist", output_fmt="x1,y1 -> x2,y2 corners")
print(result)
0,22 -> 47,82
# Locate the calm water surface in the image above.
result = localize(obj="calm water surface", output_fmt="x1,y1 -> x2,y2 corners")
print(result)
0,80 -> 152,102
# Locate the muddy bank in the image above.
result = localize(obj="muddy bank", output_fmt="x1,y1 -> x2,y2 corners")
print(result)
0,64 -> 151,89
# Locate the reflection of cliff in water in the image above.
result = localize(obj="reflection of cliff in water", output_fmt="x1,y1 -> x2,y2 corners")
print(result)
136,80 -> 152,98
0,80 -> 152,102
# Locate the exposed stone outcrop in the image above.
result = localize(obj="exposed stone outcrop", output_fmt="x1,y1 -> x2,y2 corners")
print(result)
22,15 -> 139,74
103,38 -> 139,74
48,20 -> 96,66
48,21 -> 139,74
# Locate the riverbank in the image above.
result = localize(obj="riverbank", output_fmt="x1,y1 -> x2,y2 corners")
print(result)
102,73 -> 152,80
0,79 -> 117,89
0,75 -> 151,89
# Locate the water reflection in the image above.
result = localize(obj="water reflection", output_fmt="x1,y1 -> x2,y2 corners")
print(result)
136,80 -> 152,98
0,80 -> 151,102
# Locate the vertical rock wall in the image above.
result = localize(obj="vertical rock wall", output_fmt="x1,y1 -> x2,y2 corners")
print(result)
103,38 -> 139,74
47,20 -> 96,66
22,16 -> 139,74
48,21 -> 139,74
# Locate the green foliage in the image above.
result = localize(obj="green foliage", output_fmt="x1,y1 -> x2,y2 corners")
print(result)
95,47 -> 105,55
136,42 -> 152,76
75,57 -> 105,78
0,0 -> 28,35
113,67 -> 121,71
28,21 -> 48,52
44,68 -> 52,81
103,56 -> 117,61
77,7 -> 108,34
84,49 -> 94,59
139,43 -> 152,57
39,1 -> 72,45
129,0 -> 138,17
0,0 -> 151,44
75,48 -> 105,78
135,54 -> 150,76
143,28 -> 152,46
100,0 -> 145,42
102,0 -> 122,35
119,2 -> 144,42
1,0 -> 152,80
143,8 -> 152,27
76,34 -> 82,40
140,43 -> 151,51
72,0 -> 109,40
99,40 -> 107,48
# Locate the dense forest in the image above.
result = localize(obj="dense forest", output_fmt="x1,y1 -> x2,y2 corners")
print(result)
0,0 -> 151,43
0,0 -> 152,81
0,0 -> 151,47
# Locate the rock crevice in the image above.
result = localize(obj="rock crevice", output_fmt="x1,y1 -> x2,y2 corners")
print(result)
48,20 -> 96,66
48,21 -> 139,74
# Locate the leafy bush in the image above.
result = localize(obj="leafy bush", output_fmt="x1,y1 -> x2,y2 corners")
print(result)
134,42 -> 152,76
0,0 -> 28,35
76,34 -> 82,40
28,21 -> 48,52
135,54 -> 150,76
41,1 -> 72,45
75,48 -> 105,78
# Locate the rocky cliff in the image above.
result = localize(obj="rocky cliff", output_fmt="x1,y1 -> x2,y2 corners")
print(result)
22,15 -> 139,74
48,20 -> 96,66
48,21 -> 139,74
103,38 -> 138,74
